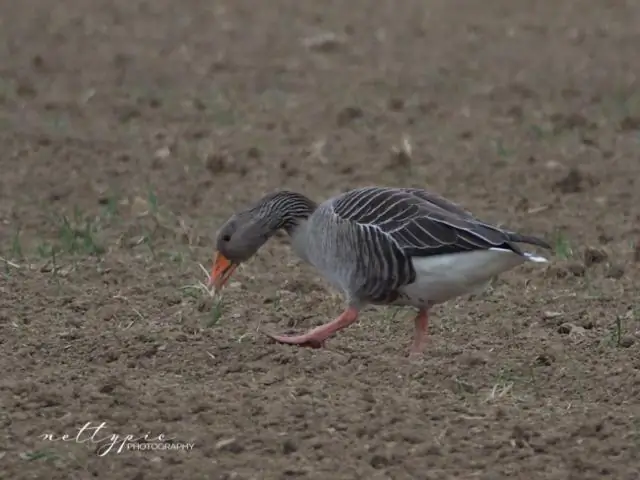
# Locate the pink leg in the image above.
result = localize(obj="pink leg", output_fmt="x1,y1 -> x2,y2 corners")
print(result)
410,308 -> 430,355
265,307 -> 359,349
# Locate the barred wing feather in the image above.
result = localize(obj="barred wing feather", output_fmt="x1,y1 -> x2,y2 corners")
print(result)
330,187 -> 528,258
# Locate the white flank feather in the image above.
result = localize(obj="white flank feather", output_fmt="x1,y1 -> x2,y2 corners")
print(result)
398,247 -> 546,306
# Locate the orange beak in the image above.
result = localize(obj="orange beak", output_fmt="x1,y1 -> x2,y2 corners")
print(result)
208,252 -> 238,290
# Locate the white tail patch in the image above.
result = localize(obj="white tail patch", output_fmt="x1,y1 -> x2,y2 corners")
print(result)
521,251 -> 549,263
401,247 -> 547,305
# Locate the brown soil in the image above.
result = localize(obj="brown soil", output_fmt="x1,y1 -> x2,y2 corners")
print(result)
1,0 -> 639,479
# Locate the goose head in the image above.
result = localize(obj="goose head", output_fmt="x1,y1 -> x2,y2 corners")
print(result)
209,210 -> 274,291
208,190 -> 317,291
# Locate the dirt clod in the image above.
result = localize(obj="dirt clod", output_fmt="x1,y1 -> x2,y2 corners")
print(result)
552,168 -> 595,194
370,454 -> 391,469
583,247 -> 608,266
387,97 -> 405,111
566,262 -> 587,276
247,147 -> 261,159
282,438 -> 298,454
534,354 -> 554,366
549,112 -> 595,133
558,323 -> 573,334
336,106 -> 364,126
619,336 -> 634,348
605,264 -> 625,279
619,116 -> 640,132
205,152 -> 235,174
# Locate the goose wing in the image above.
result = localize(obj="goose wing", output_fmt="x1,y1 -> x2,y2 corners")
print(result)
323,186 -> 549,303
330,186 -> 549,258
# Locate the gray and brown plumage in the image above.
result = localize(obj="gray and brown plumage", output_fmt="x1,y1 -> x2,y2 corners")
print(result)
209,186 -> 551,355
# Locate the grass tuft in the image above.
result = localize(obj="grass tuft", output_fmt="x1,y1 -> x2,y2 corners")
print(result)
53,208 -> 105,256
553,230 -> 573,259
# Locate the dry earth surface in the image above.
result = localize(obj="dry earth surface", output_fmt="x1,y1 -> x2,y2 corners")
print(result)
1,0 -> 640,479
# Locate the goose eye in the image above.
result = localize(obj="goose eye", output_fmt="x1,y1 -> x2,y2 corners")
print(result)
222,234 -> 231,242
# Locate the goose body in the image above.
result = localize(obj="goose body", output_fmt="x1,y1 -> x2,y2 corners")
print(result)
210,186 -> 551,355
290,187 -> 548,309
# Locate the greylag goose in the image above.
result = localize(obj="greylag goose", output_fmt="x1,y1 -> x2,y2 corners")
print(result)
209,186 -> 551,355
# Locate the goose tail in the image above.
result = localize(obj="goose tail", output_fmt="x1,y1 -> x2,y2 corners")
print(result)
507,232 -> 552,250
522,251 -> 549,263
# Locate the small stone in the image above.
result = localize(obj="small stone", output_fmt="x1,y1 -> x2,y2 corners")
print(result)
543,311 -> 563,320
